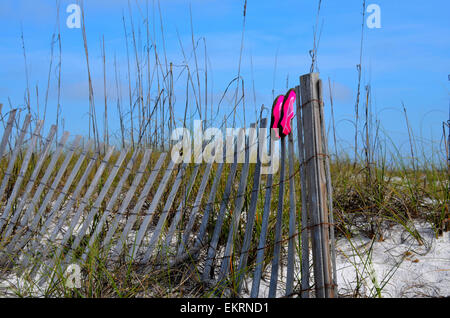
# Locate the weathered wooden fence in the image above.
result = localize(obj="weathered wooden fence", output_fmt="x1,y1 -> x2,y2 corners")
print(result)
0,73 -> 336,298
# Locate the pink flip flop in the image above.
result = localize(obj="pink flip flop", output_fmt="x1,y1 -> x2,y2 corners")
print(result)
279,89 -> 296,138
270,95 -> 285,139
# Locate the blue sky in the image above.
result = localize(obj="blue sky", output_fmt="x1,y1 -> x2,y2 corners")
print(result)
0,0 -> 449,159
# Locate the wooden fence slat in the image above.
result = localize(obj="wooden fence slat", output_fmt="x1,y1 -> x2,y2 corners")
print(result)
125,160 -> 176,260
218,126 -> 253,283
201,142 -> 239,282
299,73 -> 333,298
175,163 -> 213,258
0,114 -> 32,207
295,85 -> 311,298
1,123 -> 56,240
0,120 -> 44,234
301,74 -> 325,298
106,152 -> 165,257
0,109 -> 17,160
285,125 -> 298,296
312,79 -> 333,298
142,163 -> 188,262
64,147 -> 128,263
268,135 -> 286,298
19,138 -> 90,270
251,135 -> 275,298
81,149 -> 152,261
236,119 -> 266,293
318,79 -> 338,296
162,162 -> 201,254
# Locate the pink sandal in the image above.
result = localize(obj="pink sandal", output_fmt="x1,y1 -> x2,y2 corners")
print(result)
270,95 -> 285,139
279,89 -> 296,138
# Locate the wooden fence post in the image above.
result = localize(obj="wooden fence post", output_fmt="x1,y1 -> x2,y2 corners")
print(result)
297,73 -> 336,298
